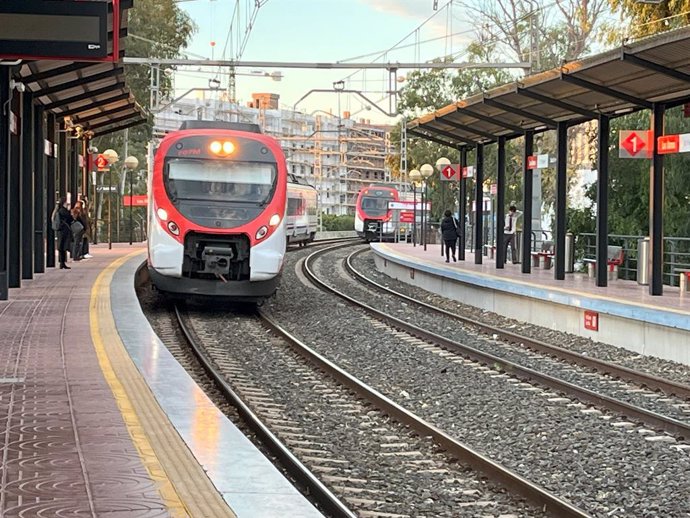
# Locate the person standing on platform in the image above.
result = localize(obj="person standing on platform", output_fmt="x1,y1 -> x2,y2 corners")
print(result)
71,203 -> 87,261
55,197 -> 73,269
504,205 -> 522,264
440,209 -> 459,263
78,199 -> 93,258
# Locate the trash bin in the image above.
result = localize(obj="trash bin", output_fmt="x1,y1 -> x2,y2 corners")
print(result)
565,232 -> 575,273
637,237 -> 650,285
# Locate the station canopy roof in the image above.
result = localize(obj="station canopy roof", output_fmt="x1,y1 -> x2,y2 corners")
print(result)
408,27 -> 690,147
12,0 -> 146,137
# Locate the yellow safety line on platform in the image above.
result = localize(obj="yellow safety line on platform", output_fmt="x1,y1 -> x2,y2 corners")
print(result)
89,251 -> 188,517
90,250 -> 236,518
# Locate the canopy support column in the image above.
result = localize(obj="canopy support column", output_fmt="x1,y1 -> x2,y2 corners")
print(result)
474,144 -> 484,264
521,131 -> 534,273
458,147 -> 467,260
46,114 -> 57,268
555,122 -> 568,280
596,115 -> 610,287
8,84 -> 22,288
34,105 -> 45,274
0,68 -> 10,299
650,103 -> 665,295
21,93 -> 34,280
496,136 -> 506,269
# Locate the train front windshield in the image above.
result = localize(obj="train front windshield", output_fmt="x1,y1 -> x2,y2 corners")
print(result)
164,158 -> 277,229
360,196 -> 390,217
166,159 -> 276,204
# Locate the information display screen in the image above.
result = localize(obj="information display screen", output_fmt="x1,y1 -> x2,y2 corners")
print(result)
0,1 -> 108,59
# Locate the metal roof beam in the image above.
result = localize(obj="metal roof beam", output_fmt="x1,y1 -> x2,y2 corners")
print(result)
93,117 -> 146,137
408,129 -> 462,148
21,63 -> 94,85
77,105 -> 135,125
516,87 -> 599,119
459,107 -> 525,133
484,97 -> 557,128
42,82 -> 125,110
422,125 -> 478,146
60,92 -> 131,118
622,52 -> 690,84
442,119 -> 497,141
87,111 -> 142,131
35,68 -> 123,98
561,73 -> 653,109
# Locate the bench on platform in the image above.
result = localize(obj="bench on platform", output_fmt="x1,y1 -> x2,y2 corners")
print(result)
675,268 -> 690,295
531,241 -> 555,269
584,245 -> 624,280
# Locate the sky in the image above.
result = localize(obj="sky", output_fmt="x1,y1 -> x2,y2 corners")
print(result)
172,0 -> 479,124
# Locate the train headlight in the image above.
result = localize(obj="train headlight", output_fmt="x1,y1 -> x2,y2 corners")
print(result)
209,140 -> 235,156
255,226 -> 268,240
167,221 -> 180,236
209,141 -> 222,154
156,208 -> 168,221
269,213 -> 281,227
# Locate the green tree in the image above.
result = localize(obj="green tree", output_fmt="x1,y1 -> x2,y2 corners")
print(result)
604,0 -> 690,41
92,0 -> 196,241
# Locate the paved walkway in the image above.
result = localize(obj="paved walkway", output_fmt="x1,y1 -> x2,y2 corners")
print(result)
0,245 -> 180,517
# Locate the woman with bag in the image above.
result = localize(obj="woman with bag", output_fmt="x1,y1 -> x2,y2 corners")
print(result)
56,197 -> 73,269
70,203 -> 87,261
440,209 -> 459,263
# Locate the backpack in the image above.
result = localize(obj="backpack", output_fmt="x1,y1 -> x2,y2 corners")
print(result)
51,206 -> 60,232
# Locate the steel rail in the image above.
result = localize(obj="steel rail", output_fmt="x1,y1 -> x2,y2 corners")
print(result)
257,309 -> 591,518
302,244 -> 690,441
345,248 -> 690,400
173,305 -> 356,518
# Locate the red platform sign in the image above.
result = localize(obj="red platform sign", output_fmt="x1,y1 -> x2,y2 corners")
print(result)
657,134 -> 680,154
95,154 -> 109,170
584,310 -> 599,331
527,155 -> 538,169
619,130 -> 653,158
122,195 -> 148,207
440,164 -> 459,181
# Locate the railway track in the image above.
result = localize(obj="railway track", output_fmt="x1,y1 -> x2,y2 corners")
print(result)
302,243 -> 690,441
172,303 -> 585,518
345,248 -> 690,401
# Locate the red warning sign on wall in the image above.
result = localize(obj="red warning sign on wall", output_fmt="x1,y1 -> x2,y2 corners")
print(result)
584,310 -> 599,331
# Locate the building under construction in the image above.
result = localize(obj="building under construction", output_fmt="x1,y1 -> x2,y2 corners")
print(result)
154,92 -> 397,216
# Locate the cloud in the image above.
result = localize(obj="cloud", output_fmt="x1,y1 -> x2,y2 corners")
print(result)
366,0 -> 437,20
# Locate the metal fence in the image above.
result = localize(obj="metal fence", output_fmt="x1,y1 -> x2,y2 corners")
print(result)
578,233 -> 690,286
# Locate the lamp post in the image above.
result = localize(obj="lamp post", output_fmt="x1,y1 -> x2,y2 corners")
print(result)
124,156 -> 139,245
409,169 -> 421,247
420,163 -> 434,251
102,149 -> 120,250
435,157 -> 450,256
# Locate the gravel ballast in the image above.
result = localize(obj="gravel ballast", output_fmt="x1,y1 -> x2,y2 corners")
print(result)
261,244 -> 690,518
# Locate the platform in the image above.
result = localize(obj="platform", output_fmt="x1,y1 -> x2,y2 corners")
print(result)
372,243 -> 690,366
0,243 -> 322,518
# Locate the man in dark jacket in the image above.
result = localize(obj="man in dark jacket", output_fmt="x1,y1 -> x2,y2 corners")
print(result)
440,209 -> 459,263
56,197 -> 73,269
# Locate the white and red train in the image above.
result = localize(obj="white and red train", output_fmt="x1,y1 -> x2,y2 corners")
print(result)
147,121 -> 287,301
354,185 -> 399,241
286,174 -> 318,247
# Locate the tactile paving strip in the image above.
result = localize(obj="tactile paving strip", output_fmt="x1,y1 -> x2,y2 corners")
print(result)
0,249 -> 174,518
